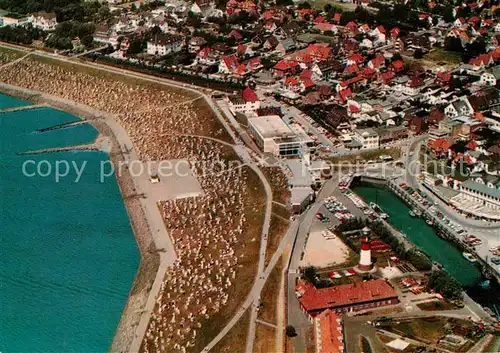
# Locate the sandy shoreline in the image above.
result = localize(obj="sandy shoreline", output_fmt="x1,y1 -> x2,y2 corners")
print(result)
0,83 -> 161,352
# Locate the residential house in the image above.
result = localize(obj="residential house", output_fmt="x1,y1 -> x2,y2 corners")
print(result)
479,66 -> 500,86
263,36 -> 279,51
146,33 -> 184,56
444,97 -> 474,117
218,55 -> 239,74
28,11 -> 57,31
197,47 -> 218,65
273,60 -> 300,77
188,36 -> 207,53
227,87 -> 260,114
275,38 -> 296,56
389,60 -> 405,73
314,310 -> 344,353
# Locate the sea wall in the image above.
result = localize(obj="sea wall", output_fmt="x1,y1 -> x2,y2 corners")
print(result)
0,83 -> 161,352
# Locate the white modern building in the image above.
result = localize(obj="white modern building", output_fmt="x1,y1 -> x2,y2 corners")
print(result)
353,128 -> 380,149
248,115 -> 313,156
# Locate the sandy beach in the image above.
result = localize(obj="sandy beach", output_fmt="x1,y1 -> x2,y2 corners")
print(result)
0,48 -> 266,353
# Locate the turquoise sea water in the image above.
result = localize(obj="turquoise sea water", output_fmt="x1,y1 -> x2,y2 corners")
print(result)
0,95 -> 139,352
353,184 -> 500,308
0,94 -> 30,109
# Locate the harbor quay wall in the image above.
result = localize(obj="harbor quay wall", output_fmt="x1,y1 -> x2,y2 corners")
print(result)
386,180 -> 500,283
0,83 -> 161,352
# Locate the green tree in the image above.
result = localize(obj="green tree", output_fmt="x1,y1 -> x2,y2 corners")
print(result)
286,325 -> 297,337
298,1 -> 311,9
127,39 -> 145,55
80,34 -> 93,48
413,48 -> 424,59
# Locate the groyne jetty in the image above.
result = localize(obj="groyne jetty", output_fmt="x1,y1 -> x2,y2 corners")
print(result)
19,143 -> 100,155
0,103 -> 47,113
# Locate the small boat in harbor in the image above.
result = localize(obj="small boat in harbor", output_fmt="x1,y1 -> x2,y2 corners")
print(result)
462,252 -> 477,263
409,209 -> 422,217
370,202 -> 389,219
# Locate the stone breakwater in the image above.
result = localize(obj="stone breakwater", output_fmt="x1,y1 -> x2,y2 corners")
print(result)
0,83 -> 160,352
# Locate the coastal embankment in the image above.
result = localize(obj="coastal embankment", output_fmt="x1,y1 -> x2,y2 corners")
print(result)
0,83 -> 161,352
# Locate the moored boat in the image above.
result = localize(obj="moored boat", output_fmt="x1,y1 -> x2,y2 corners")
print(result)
462,252 -> 477,263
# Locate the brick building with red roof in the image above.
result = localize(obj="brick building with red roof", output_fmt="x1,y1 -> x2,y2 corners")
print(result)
314,310 -> 344,353
296,279 -> 398,317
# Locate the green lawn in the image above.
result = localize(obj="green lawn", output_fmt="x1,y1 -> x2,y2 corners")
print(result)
425,48 -> 462,65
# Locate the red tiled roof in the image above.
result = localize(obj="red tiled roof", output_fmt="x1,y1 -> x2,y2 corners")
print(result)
470,53 -> 493,67
369,54 -> 385,69
349,104 -> 360,113
428,138 -> 451,152
362,67 -> 376,78
301,78 -> 315,88
242,87 -> 259,102
262,9 -> 274,20
349,53 -> 364,63
437,71 -> 451,82
333,13 -> 342,23
198,47 -> 213,58
273,60 -> 299,71
390,27 -> 400,37
344,64 -> 359,75
409,75 -> 424,87
341,75 -> 364,87
247,57 -> 261,68
338,87 -> 352,102
316,310 -> 343,353
391,59 -> 404,70
228,29 -> 242,40
313,15 -> 326,23
237,44 -> 247,55
300,70 -> 313,80
379,71 -> 395,84
376,25 -> 386,34
346,21 -> 358,31
234,63 -> 247,76
305,44 -> 332,61
466,141 -> 478,150
222,55 -> 239,70
297,279 -> 398,312
468,16 -> 480,25
316,22 -> 335,32
285,77 -> 299,86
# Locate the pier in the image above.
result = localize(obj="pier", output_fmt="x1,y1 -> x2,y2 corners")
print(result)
0,104 -> 47,114
19,143 -> 99,155
36,120 -> 88,133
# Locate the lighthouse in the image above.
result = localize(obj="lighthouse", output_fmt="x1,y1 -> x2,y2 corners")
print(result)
358,236 -> 373,271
